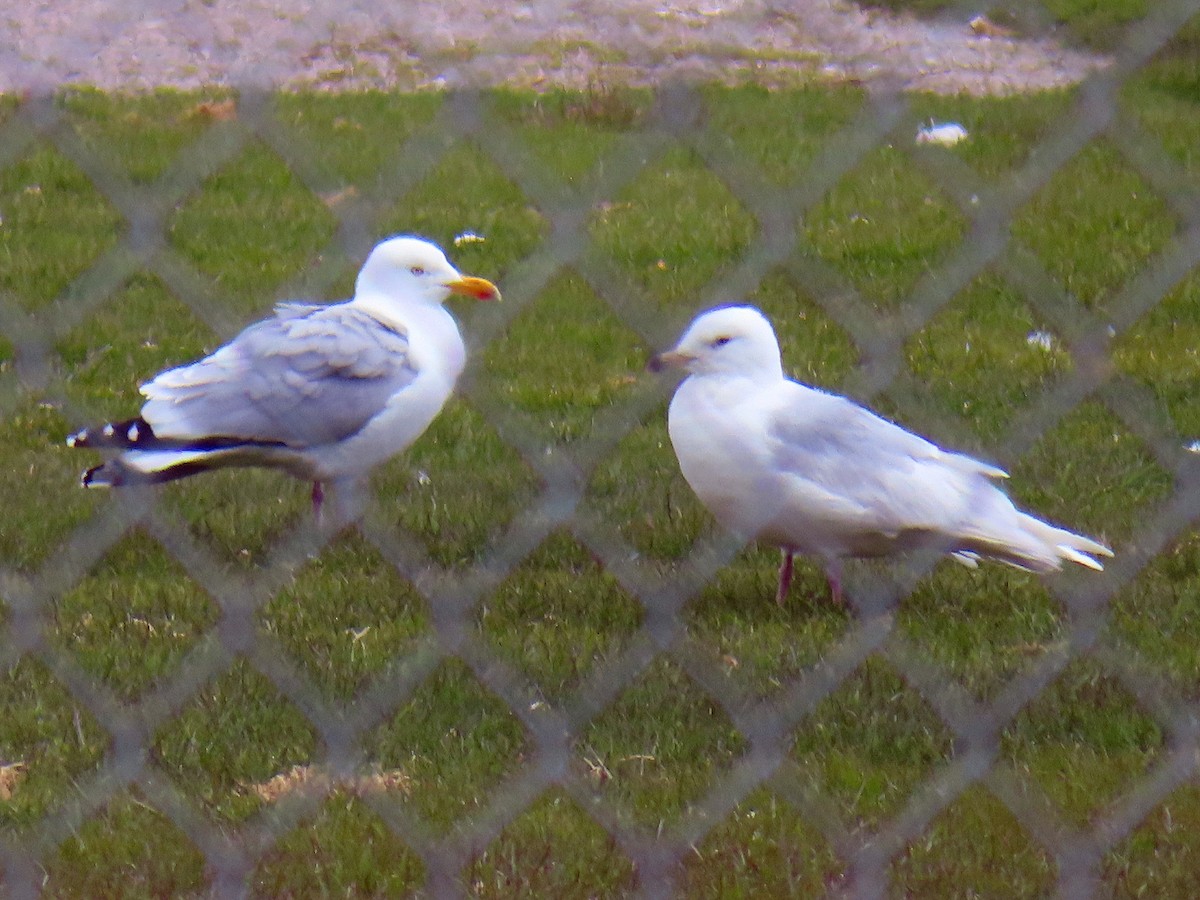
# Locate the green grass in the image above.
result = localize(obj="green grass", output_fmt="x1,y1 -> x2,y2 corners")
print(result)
702,84 -> 865,185
57,273 -> 217,411
378,143 -> 547,286
42,792 -> 209,897
898,564 -> 1066,699
480,270 -> 648,445
589,145 -> 758,306
804,145 -> 966,311
0,660 -> 108,829
678,788 -> 842,895
272,91 -> 444,187
466,788 -> 637,897
489,86 -> 651,186
904,273 -> 1073,443
790,657 -> 953,831
252,793 -> 426,897
60,88 -> 235,184
50,531 -> 218,700
1013,141 -> 1176,313
1002,661 -> 1163,827
579,657 -> 745,828
1113,271 -> 1200,437
169,141 -> 338,314
0,146 -> 124,312
1105,529 -> 1200,698
477,531 -> 644,699
364,658 -> 529,830
1104,784 -> 1200,897
153,658 -> 319,822
891,784 -> 1056,895
685,548 -> 853,699
371,398 -> 542,567
1,78 -> 1197,894
259,532 -> 431,699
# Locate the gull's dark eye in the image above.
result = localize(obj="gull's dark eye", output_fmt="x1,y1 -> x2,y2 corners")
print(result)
712,335 -> 733,348
409,266 -> 426,276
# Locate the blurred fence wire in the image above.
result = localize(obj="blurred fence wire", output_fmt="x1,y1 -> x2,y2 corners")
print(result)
2,1 -> 1200,896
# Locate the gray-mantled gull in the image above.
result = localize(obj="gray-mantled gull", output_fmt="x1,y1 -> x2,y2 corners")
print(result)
67,235 -> 500,515
648,305 -> 1112,605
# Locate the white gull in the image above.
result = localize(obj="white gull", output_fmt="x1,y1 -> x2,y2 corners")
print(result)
650,305 -> 1112,604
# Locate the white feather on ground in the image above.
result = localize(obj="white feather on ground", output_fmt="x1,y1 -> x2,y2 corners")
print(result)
649,305 -> 1112,604
67,235 -> 500,515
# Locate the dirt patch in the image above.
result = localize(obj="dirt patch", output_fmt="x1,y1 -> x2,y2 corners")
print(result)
0,762 -> 26,800
3,0 -> 1106,95
246,764 -> 412,803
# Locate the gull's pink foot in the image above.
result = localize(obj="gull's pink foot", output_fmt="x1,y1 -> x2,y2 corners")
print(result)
776,550 -> 795,606
824,560 -> 844,605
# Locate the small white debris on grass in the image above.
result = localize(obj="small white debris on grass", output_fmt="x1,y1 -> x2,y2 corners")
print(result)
453,231 -> 485,247
916,121 -> 968,146
1186,440 -> 1200,454
1026,330 -> 1056,351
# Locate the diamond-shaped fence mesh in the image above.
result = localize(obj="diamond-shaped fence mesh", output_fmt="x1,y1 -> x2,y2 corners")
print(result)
2,1 -> 1200,896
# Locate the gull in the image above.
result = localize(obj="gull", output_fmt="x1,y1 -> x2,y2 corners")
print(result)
67,235 -> 500,516
649,305 -> 1112,604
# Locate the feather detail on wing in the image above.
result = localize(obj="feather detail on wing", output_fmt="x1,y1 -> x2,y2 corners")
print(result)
769,387 -> 1005,482
766,386 -> 1006,530
139,303 -> 418,448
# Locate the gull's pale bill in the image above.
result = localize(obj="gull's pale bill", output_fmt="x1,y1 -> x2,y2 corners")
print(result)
650,305 -> 1112,604
67,235 -> 500,515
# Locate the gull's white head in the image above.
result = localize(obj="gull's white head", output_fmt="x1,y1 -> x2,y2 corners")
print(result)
355,235 -> 501,305
649,305 -> 784,380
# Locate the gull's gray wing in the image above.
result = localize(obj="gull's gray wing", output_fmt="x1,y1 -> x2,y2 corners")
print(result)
769,384 -> 1006,484
763,382 -> 1009,536
139,303 -> 418,447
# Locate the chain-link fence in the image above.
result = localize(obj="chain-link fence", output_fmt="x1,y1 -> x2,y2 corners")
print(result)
2,1 -> 1200,896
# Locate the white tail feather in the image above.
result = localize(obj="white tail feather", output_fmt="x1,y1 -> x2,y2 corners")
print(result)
123,448 -> 214,473
1057,544 -> 1105,571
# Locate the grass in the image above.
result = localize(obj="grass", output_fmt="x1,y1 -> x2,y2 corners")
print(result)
43,792 -> 209,897
790,657 -> 954,831
804,145 -> 967,311
0,54 -> 1196,894
169,141 -> 339,315
903,273 -> 1074,443
588,145 -> 758,306
477,531 -> 644,699
364,659 -> 529,830
891,784 -> 1056,894
466,788 -> 637,897
479,270 -> 648,445
678,788 -> 842,895
0,146 -> 123,312
1013,141 -> 1176,314
252,793 -> 426,896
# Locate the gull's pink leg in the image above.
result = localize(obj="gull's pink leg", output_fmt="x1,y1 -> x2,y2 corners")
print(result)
776,550 -> 795,606
311,480 -> 325,520
824,559 -> 844,605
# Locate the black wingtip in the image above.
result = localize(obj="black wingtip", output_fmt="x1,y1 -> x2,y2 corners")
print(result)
67,417 -> 156,450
